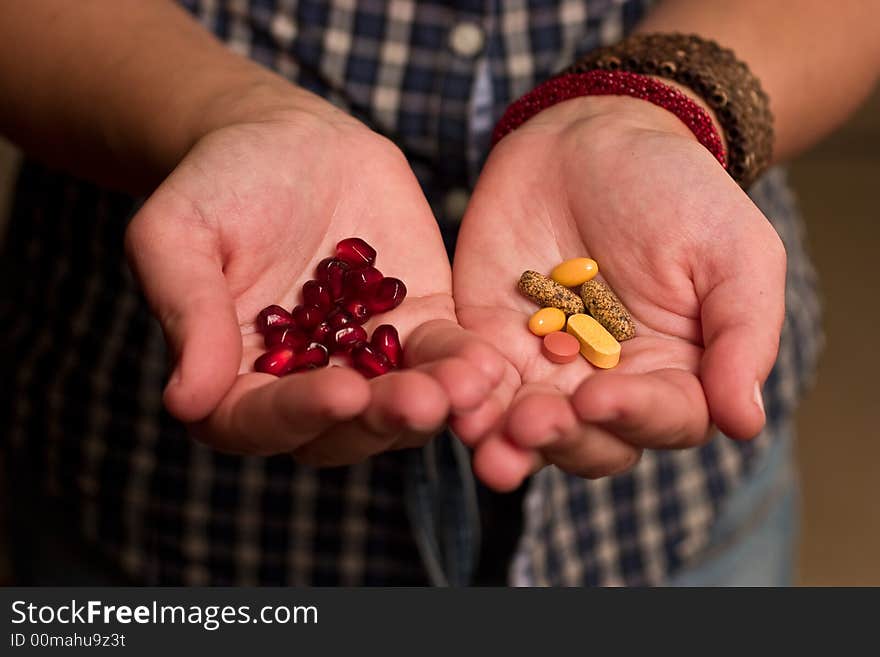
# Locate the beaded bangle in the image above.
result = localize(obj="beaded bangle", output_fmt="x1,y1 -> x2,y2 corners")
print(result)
492,70 -> 727,169
566,34 -> 774,189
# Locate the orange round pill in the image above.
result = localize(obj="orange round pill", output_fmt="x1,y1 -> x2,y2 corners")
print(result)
542,331 -> 580,364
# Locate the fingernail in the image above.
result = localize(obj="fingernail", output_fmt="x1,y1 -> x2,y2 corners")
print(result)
753,381 -> 765,416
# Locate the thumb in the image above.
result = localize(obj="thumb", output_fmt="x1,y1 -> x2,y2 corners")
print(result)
125,202 -> 241,423
697,222 -> 787,440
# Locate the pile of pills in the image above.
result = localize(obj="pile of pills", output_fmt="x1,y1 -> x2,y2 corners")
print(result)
518,258 -> 635,369
253,237 -> 406,379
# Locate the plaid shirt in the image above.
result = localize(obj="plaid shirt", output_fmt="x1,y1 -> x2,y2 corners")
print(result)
0,0 -> 821,586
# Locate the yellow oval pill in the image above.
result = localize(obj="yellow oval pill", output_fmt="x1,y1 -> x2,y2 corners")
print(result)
566,313 -> 621,369
528,307 -> 566,336
550,258 -> 598,287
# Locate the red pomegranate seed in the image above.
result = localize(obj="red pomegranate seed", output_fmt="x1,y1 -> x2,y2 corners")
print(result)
264,325 -> 308,351
343,298 -> 372,323
367,277 -> 406,314
311,321 -> 332,345
254,345 -> 297,376
290,342 -> 330,372
351,344 -> 392,379
331,324 -> 368,353
292,304 -> 326,331
316,258 -> 349,302
315,257 -> 335,279
349,340 -> 369,353
256,305 -> 294,333
327,308 -> 355,329
302,280 -> 332,310
371,324 -> 402,367
344,266 -> 383,299
336,237 -> 377,267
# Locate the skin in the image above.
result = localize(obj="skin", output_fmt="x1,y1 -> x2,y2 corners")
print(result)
454,97 -> 784,490
451,0 -> 880,490
1,1 -> 878,476
125,104 -> 507,465
3,2 -> 509,465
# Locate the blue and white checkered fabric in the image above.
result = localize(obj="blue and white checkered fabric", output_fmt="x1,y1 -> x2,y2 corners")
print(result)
0,0 -> 821,586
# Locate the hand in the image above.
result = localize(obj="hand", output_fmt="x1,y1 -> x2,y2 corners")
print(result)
454,95 -> 785,490
126,88 -> 504,465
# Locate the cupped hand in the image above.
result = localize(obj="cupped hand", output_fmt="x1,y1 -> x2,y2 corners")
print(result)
126,96 -> 504,465
453,95 -> 785,490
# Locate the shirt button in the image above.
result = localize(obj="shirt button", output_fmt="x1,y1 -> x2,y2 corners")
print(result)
444,188 -> 471,223
449,22 -> 485,58
271,13 -> 297,46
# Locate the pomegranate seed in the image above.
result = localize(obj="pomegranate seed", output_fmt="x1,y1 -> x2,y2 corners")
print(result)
331,324 -> 368,353
344,266 -> 383,299
349,340 -> 369,353
254,346 -> 297,376
290,342 -> 330,372
264,325 -> 308,351
315,257 -> 335,279
292,304 -> 326,331
256,305 -> 294,333
316,258 -> 349,302
351,344 -> 392,379
311,321 -> 332,345
302,280 -> 332,310
327,308 -> 355,329
368,277 -> 406,314
371,324 -> 402,367
343,298 -> 372,323
336,237 -> 377,267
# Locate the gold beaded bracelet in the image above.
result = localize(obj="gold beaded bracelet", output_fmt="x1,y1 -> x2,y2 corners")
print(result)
563,33 -> 774,189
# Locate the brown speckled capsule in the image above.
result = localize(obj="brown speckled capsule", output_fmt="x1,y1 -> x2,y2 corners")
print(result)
518,271 -> 585,316
579,279 -> 636,341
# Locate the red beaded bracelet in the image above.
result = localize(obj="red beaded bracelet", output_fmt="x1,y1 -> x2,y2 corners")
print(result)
491,70 -> 727,169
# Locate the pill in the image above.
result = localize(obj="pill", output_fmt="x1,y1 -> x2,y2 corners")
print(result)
579,279 -> 636,341
550,257 -> 599,287
566,313 -> 621,369
528,307 -> 566,336
518,270 -> 585,315
542,331 -> 580,364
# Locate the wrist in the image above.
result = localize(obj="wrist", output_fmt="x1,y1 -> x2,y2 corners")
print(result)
140,65 -> 358,182
493,71 -> 726,167
193,71 -> 357,139
646,76 -> 727,151
519,93 -> 696,139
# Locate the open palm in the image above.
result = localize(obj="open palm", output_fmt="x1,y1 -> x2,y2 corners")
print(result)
127,109 -> 504,465
454,97 -> 785,490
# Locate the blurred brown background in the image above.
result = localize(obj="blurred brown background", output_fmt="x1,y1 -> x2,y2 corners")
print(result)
789,87 -> 880,585
0,87 -> 878,586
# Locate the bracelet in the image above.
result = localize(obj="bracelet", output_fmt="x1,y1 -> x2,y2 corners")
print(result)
565,33 -> 774,189
492,70 -> 727,168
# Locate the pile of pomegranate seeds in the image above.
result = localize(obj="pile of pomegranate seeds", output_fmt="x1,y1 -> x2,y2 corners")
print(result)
253,237 -> 406,379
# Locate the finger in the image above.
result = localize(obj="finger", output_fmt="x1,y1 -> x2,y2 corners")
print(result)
449,394 -> 505,445
505,389 -> 641,479
697,222 -> 786,439
194,366 -> 371,455
540,425 -> 643,479
449,361 -> 521,445
472,435 -> 540,492
293,369 -> 450,466
404,319 -> 506,386
570,369 -> 711,449
415,357 -> 491,413
125,205 -> 240,423
503,386 -> 580,449
468,382 -> 557,491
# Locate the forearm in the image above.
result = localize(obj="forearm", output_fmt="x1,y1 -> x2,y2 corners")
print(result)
637,0 -> 880,161
0,0 -> 323,192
